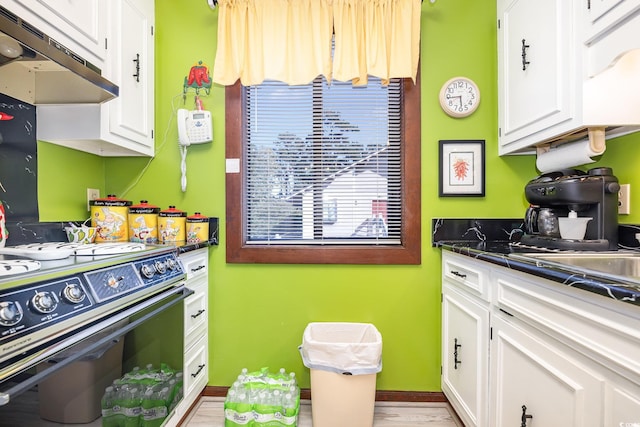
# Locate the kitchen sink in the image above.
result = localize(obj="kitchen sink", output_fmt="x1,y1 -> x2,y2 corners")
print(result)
510,252 -> 640,279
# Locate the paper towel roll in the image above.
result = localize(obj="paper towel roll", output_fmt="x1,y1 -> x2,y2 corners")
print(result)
536,140 -> 604,173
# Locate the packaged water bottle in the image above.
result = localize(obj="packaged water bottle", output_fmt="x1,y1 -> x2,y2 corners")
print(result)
112,384 -> 132,427
224,389 -> 238,415
289,384 -> 300,400
166,379 -> 178,412
230,380 -> 244,394
288,372 -> 297,387
282,392 -> 298,425
122,386 -> 142,427
224,392 -> 253,427
171,372 -> 184,409
101,386 -> 117,427
253,390 -> 280,426
141,386 -> 169,427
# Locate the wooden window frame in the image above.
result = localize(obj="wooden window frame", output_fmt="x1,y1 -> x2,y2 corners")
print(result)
225,76 -> 421,264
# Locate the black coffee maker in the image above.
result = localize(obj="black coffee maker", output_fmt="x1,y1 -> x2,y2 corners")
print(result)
521,167 -> 620,250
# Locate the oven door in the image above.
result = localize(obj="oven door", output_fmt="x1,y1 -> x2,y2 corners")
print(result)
0,282 -> 191,426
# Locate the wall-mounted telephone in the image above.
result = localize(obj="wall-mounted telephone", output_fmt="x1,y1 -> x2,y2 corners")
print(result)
177,108 -> 212,146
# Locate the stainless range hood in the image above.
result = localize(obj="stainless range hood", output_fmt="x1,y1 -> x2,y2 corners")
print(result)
0,5 -> 118,105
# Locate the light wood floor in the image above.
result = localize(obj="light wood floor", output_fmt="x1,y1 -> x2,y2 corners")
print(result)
182,397 -> 464,426
0,387 -> 463,426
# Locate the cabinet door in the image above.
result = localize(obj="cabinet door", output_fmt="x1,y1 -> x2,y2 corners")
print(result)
490,316 -> 603,427
442,283 -> 489,427
608,375 -> 640,426
584,1 -> 640,77
584,0 -> 640,41
106,0 -> 154,153
5,0 -> 107,68
497,0 -> 576,154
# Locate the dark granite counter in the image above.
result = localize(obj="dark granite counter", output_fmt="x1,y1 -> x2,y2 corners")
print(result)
4,217 -> 219,252
433,219 -> 640,307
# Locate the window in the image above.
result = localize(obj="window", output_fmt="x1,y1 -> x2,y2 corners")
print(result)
225,75 -> 421,264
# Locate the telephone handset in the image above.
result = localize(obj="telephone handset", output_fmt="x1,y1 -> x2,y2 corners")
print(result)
177,108 -> 213,146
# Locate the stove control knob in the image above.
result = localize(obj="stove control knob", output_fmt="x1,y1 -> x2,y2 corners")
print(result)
32,291 -> 57,314
166,258 -> 177,270
63,283 -> 86,304
0,301 -> 23,326
140,264 -> 156,279
154,260 -> 166,274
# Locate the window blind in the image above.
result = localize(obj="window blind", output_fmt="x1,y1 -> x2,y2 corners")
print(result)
243,76 -> 403,245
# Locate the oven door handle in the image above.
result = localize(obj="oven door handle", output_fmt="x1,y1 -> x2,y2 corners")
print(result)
0,284 -> 193,406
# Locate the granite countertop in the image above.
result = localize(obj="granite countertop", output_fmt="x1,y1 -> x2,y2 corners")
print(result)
433,219 -> 640,308
3,218 -> 220,250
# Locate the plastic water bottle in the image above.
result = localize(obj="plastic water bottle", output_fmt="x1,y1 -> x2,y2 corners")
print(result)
283,392 -> 298,417
122,386 -> 142,427
225,392 -> 252,427
141,386 -> 169,427
101,386 -> 117,427
172,372 -> 184,408
166,379 -> 178,412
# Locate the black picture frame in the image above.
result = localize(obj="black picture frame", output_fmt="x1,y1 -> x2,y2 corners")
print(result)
438,140 -> 485,197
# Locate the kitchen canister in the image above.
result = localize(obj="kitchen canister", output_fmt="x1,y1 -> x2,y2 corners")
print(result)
186,212 -> 209,244
90,195 -> 132,242
158,206 -> 186,244
128,200 -> 160,244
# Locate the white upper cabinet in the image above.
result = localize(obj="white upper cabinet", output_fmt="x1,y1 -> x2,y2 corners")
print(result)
497,0 -> 577,155
498,0 -> 640,155
106,0 -> 155,153
36,0 -> 155,157
584,0 -> 640,76
3,0 -> 108,71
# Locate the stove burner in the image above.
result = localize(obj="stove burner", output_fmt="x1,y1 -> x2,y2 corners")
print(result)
0,260 -> 41,277
9,242 -> 146,256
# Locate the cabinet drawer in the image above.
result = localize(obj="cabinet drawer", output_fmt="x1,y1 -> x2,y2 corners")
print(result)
184,335 -> 208,400
180,250 -> 208,280
494,269 -> 640,381
184,281 -> 207,350
442,252 -> 490,301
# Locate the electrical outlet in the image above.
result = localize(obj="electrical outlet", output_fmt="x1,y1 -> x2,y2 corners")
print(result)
87,188 -> 100,211
618,184 -> 631,215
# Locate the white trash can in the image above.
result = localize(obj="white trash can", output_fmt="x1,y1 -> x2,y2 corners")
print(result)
299,322 -> 382,427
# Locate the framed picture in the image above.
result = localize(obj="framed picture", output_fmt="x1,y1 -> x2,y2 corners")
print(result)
439,140 -> 485,197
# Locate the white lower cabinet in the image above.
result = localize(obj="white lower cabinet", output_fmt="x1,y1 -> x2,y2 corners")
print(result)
441,251 -> 640,427
165,248 -> 209,427
489,315 -> 603,426
442,284 -> 489,427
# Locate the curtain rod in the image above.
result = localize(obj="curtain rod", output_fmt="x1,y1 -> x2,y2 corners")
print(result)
208,0 -> 434,9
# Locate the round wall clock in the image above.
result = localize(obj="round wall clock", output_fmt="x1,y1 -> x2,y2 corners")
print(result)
439,76 -> 480,118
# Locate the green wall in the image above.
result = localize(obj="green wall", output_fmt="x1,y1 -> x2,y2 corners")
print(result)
35,0 -> 640,392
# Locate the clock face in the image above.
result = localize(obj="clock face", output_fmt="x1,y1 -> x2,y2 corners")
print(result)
439,77 -> 480,118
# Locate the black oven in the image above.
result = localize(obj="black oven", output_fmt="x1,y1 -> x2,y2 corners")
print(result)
0,243 -> 190,426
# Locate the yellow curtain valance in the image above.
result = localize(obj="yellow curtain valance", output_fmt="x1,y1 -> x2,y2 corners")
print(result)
212,0 -> 421,86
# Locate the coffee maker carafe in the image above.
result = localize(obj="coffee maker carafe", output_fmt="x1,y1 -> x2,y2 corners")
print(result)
524,206 -> 561,237
521,167 -> 620,250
